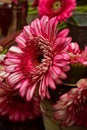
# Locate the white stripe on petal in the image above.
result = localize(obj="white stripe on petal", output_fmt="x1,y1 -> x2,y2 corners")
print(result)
9,46 -> 23,53
26,83 -> 37,101
5,58 -> 20,65
14,81 -> 23,89
19,79 -> 29,97
31,18 -> 41,35
24,26 -> 33,39
8,72 -> 23,84
50,67 -> 60,80
16,33 -> 26,46
6,64 -> 20,72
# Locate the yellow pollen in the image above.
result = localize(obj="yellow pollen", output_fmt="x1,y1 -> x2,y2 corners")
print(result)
53,1 -> 61,11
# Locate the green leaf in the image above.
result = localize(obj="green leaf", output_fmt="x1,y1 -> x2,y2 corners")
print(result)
58,22 -> 67,30
63,63 -> 87,84
76,5 -> 87,12
0,49 -> 8,54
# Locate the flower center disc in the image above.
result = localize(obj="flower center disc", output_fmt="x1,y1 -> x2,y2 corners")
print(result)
20,36 -> 52,78
53,1 -> 61,12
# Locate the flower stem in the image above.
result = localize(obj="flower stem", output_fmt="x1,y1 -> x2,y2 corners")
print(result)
62,82 -> 76,87
59,124 -> 62,130
69,16 -> 79,25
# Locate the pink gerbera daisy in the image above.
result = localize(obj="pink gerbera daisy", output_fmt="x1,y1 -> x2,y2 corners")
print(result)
5,16 -> 71,101
0,81 -> 41,122
38,0 -> 76,22
53,78 -> 87,127
65,42 -> 81,63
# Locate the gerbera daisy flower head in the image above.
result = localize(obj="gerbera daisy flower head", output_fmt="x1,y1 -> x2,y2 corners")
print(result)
5,16 -> 72,101
65,42 -> 81,63
0,81 -> 41,122
38,0 -> 76,22
53,78 -> 87,127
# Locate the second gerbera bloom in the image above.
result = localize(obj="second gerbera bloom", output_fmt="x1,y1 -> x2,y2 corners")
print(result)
38,0 -> 76,22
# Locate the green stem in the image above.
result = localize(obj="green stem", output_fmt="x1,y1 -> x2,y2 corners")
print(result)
70,16 -> 79,25
62,82 -> 76,87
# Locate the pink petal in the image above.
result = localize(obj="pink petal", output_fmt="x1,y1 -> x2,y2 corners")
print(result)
62,65 -> 70,72
6,64 -> 20,72
5,58 -> 20,65
50,66 -> 61,80
31,18 -> 41,35
57,29 -> 69,37
15,34 -> 26,47
9,46 -> 23,53
8,72 -> 23,84
54,54 -> 63,61
1,108 -> 9,115
59,72 -> 67,79
14,111 -> 21,121
53,38 -> 66,51
19,79 -> 29,97
14,81 -> 23,89
39,77 -> 46,98
40,16 -> 49,33
48,77 -> 56,89
24,26 -> 33,39
45,89 -> 51,99
6,52 -> 18,59
26,83 -> 37,101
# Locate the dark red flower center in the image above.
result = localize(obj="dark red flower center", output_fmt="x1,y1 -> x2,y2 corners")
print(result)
20,36 -> 53,78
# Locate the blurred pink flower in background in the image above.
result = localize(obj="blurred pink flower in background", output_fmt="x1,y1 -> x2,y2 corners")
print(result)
0,82 -> 41,122
32,0 -> 39,7
38,0 -> 76,22
5,16 -> 71,101
12,0 -> 18,4
53,78 -> 87,127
